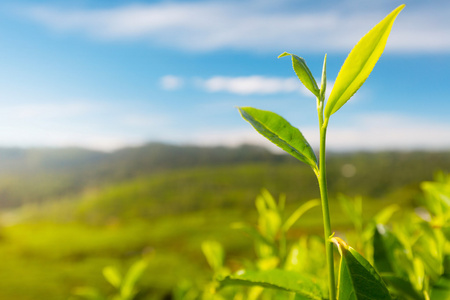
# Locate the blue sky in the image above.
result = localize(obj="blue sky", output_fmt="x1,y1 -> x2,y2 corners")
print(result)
0,0 -> 449,151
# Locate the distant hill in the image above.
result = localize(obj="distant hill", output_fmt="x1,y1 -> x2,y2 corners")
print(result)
0,142 -> 448,209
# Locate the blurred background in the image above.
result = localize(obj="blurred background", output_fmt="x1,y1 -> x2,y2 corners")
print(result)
0,0 -> 449,299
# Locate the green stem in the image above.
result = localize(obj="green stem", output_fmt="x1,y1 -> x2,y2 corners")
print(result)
317,96 -> 335,299
319,123 -> 335,300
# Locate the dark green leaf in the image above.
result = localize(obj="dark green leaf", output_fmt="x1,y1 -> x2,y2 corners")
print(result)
324,5 -> 404,118
238,107 -> 317,171
430,276 -> 450,300
333,237 -> 391,300
373,225 -> 408,277
279,52 -> 320,97
381,274 -> 424,300
219,269 -> 322,300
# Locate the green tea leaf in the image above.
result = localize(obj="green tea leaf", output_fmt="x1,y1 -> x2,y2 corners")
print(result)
324,5 -> 404,118
219,269 -> 322,300
381,274 -> 425,300
238,107 -> 317,171
231,222 -> 275,249
102,266 -> 122,289
430,276 -> 450,300
202,240 -> 225,273
72,287 -> 105,300
279,52 -> 320,97
282,199 -> 320,232
121,258 -> 149,299
332,237 -> 391,300
319,54 -> 327,101
373,225 -> 409,277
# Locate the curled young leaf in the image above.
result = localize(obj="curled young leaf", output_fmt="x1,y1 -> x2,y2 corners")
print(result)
332,237 -> 391,300
324,4 -> 405,118
279,52 -> 320,98
238,107 -> 318,172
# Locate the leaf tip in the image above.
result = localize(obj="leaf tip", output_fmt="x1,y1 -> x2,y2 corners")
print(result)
278,52 -> 290,59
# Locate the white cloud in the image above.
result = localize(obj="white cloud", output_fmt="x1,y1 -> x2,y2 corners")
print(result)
160,75 -> 184,90
20,1 -> 450,53
197,76 -> 302,95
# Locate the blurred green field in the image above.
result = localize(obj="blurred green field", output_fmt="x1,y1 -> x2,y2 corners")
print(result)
0,144 -> 448,299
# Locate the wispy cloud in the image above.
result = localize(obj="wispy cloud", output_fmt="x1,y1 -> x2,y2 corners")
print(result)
160,75 -> 184,90
197,76 -> 303,95
20,1 -> 450,53
163,75 -> 332,96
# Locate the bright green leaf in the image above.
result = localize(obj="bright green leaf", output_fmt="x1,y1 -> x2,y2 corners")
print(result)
332,237 -> 391,300
238,107 -> 317,171
282,199 -> 320,232
324,5 -> 404,118
319,54 -> 327,101
219,269 -> 322,300
279,52 -> 320,97
121,258 -> 149,299
202,240 -> 225,273
102,266 -> 122,289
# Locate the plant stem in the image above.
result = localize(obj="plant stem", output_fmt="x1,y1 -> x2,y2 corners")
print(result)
318,97 -> 336,299
319,124 -> 336,300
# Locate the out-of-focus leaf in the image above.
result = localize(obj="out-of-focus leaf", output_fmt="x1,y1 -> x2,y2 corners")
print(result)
103,266 -> 122,289
430,276 -> 450,300
374,205 -> 400,225
373,225 -> 408,277
202,240 -> 225,273
421,179 -> 450,217
72,287 -> 105,300
282,199 -> 320,232
324,5 -> 404,117
219,269 -> 322,300
231,222 -> 275,249
338,195 -> 362,232
238,107 -> 317,171
260,188 -> 278,211
332,237 -> 391,300
381,274 -> 424,300
121,258 -> 149,299
278,52 -> 320,97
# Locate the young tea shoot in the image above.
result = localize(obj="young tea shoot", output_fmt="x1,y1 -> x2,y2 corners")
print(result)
235,4 -> 405,300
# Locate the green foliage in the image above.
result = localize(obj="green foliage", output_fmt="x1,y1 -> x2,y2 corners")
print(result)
73,256 -> 150,300
220,269 -> 322,300
236,5 -> 405,300
324,5 -> 405,118
278,52 -> 320,97
332,237 -> 391,300
238,107 -> 317,171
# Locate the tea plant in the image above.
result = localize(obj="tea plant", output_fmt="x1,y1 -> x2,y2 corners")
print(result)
71,256 -> 149,300
220,4 -> 407,300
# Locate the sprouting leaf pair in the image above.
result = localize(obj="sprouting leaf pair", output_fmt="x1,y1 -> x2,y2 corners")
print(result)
239,4 -> 405,174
